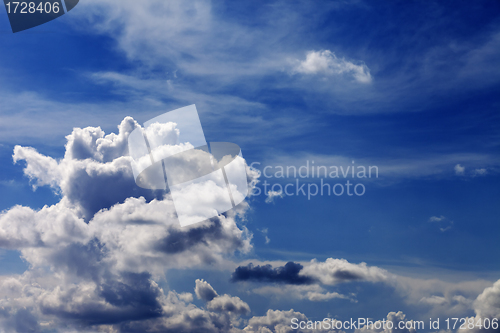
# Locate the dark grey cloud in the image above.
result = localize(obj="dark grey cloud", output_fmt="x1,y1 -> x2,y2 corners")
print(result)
99,273 -> 161,310
63,164 -> 163,222
231,261 -> 316,285
40,272 -> 163,326
14,308 -> 39,333
155,218 -> 243,256
49,239 -> 105,281
195,279 -> 218,302
116,309 -> 233,333
332,269 -> 363,281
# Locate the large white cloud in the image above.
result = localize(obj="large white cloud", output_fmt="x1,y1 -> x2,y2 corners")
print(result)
458,280 -> 500,333
0,118 -> 258,332
474,279 -> 500,319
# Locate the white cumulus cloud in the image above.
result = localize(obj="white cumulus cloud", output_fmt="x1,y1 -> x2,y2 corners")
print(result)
293,50 -> 372,83
455,164 -> 465,175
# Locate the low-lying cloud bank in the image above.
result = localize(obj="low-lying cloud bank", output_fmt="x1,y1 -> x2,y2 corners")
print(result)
0,118 -> 498,332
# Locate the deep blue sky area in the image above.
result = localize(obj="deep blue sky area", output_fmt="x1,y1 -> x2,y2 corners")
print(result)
1,0 -> 499,276
0,1 -> 499,331
249,175 -> 500,270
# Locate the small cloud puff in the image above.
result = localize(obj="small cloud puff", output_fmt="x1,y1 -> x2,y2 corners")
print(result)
429,215 -> 446,222
428,215 -> 453,232
258,228 -> 271,244
473,168 -> 487,176
455,164 -> 465,175
293,50 -> 372,84
265,190 -> 284,204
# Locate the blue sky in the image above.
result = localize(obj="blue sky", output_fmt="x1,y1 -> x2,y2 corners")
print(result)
0,1 -> 499,332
